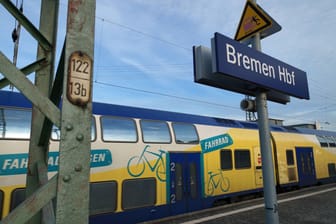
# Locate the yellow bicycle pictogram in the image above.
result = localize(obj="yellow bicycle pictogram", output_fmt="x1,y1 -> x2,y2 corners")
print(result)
207,169 -> 230,196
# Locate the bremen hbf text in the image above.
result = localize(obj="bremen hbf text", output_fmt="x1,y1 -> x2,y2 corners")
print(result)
226,43 -> 296,86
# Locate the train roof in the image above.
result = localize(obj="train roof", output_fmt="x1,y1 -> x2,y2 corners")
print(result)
0,90 -> 33,108
294,127 -> 336,138
94,101 -> 288,131
0,90 -> 332,135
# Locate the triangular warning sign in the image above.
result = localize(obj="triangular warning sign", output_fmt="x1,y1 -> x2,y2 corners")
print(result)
234,0 -> 272,42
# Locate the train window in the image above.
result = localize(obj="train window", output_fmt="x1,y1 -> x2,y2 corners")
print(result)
220,150 -> 233,170
122,178 -> 156,210
286,150 -> 295,166
90,181 -> 117,215
172,123 -> 199,144
332,136 -> 336,146
317,136 -> 329,147
189,163 -> 198,199
175,163 -> 183,201
0,108 -> 31,139
331,137 -> 336,147
306,154 -> 313,174
328,163 -> 336,177
0,190 -> 3,220
10,188 -> 25,211
141,120 -> 171,143
326,136 -> 336,147
234,150 -> 251,169
51,117 -> 96,141
101,117 -> 137,142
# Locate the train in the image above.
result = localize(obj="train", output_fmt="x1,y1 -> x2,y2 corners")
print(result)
0,90 -> 336,223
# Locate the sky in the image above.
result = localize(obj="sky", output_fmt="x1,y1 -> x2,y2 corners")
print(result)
0,0 -> 335,131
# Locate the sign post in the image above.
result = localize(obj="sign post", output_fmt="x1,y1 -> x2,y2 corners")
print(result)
240,1 -> 280,223
194,1 -> 309,224
241,0 -> 280,223
252,31 -> 280,224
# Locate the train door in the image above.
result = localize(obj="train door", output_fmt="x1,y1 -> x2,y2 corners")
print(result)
295,147 -> 316,186
169,152 -> 202,215
253,147 -> 263,187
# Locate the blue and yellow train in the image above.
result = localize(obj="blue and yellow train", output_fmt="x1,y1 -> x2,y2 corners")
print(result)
0,90 -> 336,223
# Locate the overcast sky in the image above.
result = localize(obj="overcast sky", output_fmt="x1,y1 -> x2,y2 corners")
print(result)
0,0 -> 335,131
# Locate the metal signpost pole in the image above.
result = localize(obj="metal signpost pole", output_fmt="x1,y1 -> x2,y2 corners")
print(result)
251,1 -> 279,223
195,1 -> 308,222
55,0 -> 95,223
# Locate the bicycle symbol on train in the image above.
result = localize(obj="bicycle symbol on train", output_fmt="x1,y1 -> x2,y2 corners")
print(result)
127,145 -> 166,182
207,169 -> 230,196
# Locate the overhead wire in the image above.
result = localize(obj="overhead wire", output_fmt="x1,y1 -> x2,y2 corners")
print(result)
93,15 -> 335,123
94,80 -> 331,126
1,1 -> 333,126
94,80 -> 240,111
95,64 -> 191,80
96,16 -> 191,52
77,5 -> 335,126
94,15 -> 334,102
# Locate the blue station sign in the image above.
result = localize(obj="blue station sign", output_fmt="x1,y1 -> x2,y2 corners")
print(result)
211,32 -> 309,99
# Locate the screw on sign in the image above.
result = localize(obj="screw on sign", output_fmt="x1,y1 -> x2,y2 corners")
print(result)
67,51 -> 92,106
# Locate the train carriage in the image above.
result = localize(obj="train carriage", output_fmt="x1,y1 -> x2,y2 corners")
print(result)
0,90 -> 336,223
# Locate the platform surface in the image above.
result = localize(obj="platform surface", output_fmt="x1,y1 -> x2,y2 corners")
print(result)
144,183 -> 336,224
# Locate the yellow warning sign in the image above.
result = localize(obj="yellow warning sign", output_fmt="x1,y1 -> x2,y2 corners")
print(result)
235,0 -> 272,42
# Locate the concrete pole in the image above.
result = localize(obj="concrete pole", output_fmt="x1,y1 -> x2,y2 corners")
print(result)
251,1 -> 280,223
